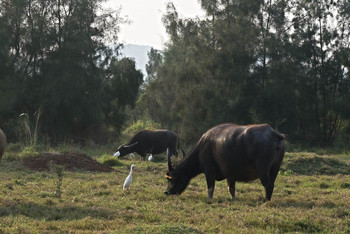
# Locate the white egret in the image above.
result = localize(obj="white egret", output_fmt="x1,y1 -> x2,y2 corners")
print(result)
148,154 -> 153,161
123,164 -> 135,190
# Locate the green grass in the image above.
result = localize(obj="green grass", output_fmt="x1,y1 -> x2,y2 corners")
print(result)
0,145 -> 350,233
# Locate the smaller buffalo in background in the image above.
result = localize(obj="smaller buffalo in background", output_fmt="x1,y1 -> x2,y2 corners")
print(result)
0,128 -> 7,162
114,129 -> 184,160
165,123 -> 285,201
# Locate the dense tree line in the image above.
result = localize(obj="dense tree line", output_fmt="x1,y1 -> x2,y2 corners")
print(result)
0,0 -> 143,143
142,0 -> 350,145
1,0 -> 350,146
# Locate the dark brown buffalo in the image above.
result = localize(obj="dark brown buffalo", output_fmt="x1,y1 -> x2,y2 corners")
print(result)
165,123 -> 285,201
114,129 -> 183,160
0,128 -> 6,162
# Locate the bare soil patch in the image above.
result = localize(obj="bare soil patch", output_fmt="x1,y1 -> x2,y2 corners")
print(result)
22,153 -> 114,172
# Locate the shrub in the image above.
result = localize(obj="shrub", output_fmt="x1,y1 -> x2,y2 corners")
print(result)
18,146 -> 38,158
122,120 -> 161,140
98,154 -> 124,167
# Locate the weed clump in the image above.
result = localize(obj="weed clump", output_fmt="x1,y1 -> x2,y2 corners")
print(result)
53,164 -> 64,199
98,154 -> 124,167
340,183 -> 350,189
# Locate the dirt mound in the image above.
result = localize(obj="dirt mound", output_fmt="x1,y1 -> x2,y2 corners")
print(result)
23,153 -> 114,172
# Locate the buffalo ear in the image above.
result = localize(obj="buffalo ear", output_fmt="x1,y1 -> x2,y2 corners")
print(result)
125,142 -> 139,148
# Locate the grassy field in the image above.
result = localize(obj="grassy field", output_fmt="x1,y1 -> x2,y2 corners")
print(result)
1,145 -> 350,233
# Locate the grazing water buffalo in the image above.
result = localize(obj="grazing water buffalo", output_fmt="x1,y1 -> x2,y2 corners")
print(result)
165,123 -> 285,201
114,129 -> 184,160
0,128 -> 7,162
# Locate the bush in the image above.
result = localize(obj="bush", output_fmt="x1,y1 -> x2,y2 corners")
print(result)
18,146 -> 38,158
122,120 -> 161,140
98,154 -> 124,167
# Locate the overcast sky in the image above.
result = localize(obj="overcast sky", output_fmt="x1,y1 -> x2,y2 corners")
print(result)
105,0 -> 205,50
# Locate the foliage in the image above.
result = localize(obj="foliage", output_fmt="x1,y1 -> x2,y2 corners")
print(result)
140,0 -> 350,145
53,165 -> 64,199
18,108 -> 42,147
17,146 -> 38,159
1,0 -> 350,147
98,154 -> 124,167
0,0 -> 142,143
145,48 -> 163,84
103,57 -> 144,135
122,119 -> 162,140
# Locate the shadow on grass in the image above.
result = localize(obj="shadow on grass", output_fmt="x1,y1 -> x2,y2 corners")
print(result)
266,200 -> 316,209
0,201 -> 115,221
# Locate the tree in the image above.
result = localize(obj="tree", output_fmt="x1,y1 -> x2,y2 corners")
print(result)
140,0 -> 350,145
287,0 -> 350,144
0,0 -> 142,143
104,57 -> 143,134
145,48 -> 163,84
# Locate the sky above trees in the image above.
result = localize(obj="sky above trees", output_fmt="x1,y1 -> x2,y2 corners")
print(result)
105,0 -> 205,49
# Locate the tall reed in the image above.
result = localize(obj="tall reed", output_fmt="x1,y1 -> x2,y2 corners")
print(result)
19,107 -> 43,146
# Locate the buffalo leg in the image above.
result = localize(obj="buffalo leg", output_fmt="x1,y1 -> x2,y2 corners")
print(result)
169,147 -> 177,158
227,179 -> 236,198
270,151 -> 284,185
270,164 -> 281,185
260,174 -> 274,201
141,154 -> 146,161
167,148 -> 171,160
205,175 -> 215,199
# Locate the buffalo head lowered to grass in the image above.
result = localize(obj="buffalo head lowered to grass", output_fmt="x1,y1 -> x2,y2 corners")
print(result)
165,123 -> 285,201
114,129 -> 184,161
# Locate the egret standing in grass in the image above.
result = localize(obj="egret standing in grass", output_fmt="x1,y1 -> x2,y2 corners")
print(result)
123,164 -> 135,190
148,154 -> 153,161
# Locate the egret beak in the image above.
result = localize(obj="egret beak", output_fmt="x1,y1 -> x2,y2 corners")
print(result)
113,151 -> 121,157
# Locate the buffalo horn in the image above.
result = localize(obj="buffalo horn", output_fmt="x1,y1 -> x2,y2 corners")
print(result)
125,142 -> 139,148
165,174 -> 173,180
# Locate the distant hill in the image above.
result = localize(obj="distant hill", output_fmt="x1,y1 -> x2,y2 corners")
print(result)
120,44 -> 152,76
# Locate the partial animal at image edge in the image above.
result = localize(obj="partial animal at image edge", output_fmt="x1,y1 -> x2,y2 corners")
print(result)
0,128 -> 7,162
